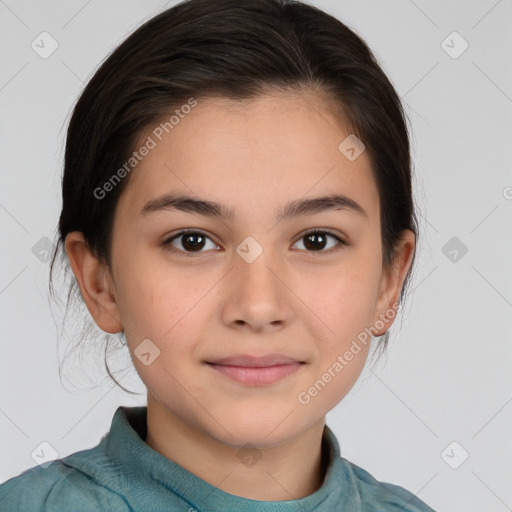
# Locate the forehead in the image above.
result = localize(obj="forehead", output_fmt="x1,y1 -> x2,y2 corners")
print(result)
119,91 -> 379,223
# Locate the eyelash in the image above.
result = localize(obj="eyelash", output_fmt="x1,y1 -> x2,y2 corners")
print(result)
162,229 -> 347,257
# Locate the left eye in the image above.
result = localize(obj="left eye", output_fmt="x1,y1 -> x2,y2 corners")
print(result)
292,230 -> 345,252
162,229 -> 346,256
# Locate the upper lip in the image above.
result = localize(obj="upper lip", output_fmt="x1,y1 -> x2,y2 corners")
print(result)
206,353 -> 304,367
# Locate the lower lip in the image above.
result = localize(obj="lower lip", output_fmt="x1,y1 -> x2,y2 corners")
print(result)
207,363 -> 303,385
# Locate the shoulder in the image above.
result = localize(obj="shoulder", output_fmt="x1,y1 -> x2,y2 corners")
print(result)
0,444 -> 129,512
342,459 -> 436,512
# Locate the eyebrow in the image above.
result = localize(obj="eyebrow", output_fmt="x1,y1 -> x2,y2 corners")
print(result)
140,193 -> 368,221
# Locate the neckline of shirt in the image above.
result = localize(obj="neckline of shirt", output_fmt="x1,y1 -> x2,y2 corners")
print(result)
105,405 -> 352,511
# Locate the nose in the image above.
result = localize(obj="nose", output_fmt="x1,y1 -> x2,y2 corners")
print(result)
220,245 -> 294,333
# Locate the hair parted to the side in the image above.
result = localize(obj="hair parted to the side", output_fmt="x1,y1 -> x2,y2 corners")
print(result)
49,0 -> 419,393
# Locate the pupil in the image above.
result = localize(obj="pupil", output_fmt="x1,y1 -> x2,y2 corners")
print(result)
183,233 -> 205,251
305,233 -> 326,251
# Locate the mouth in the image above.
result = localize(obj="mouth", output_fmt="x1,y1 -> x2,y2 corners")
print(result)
205,353 -> 305,386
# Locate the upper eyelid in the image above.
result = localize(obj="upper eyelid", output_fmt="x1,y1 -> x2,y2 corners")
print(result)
165,229 -> 220,245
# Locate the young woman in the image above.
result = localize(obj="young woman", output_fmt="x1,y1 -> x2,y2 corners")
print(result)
0,0 -> 435,510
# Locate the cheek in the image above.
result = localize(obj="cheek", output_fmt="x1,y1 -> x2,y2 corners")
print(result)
119,273 -> 205,393
297,257 -> 380,340
296,257 -> 379,402
120,281 -> 198,341
116,265 -> 217,384
299,269 -> 376,408
112,245 -> 194,336
331,271 -> 378,334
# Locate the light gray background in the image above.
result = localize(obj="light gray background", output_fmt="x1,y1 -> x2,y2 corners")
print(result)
1,1 -> 511,510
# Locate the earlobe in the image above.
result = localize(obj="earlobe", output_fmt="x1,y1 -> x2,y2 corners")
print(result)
371,230 -> 416,335
64,232 -> 123,334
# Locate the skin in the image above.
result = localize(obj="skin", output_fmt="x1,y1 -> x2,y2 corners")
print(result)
65,90 -> 415,501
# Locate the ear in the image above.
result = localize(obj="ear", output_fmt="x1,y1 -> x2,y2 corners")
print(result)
371,229 -> 415,335
64,231 -> 123,334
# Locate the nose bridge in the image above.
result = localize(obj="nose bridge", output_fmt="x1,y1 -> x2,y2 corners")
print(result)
222,237 -> 292,329
233,239 -> 281,298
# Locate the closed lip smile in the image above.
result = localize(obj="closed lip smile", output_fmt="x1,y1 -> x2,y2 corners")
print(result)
205,353 -> 305,385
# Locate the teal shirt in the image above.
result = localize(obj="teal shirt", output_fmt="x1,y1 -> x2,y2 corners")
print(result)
0,406 -> 435,511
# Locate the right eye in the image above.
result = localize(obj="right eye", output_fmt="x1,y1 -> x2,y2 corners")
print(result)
162,230 -> 221,256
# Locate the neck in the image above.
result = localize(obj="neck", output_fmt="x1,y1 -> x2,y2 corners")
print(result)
144,392 -> 328,501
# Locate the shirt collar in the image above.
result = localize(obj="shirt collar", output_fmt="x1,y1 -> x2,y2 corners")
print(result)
106,405 -> 353,511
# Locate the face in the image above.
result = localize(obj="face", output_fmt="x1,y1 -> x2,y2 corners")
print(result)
99,91 -> 409,448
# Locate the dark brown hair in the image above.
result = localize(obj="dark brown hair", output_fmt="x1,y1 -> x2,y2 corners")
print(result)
49,0 -> 418,393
